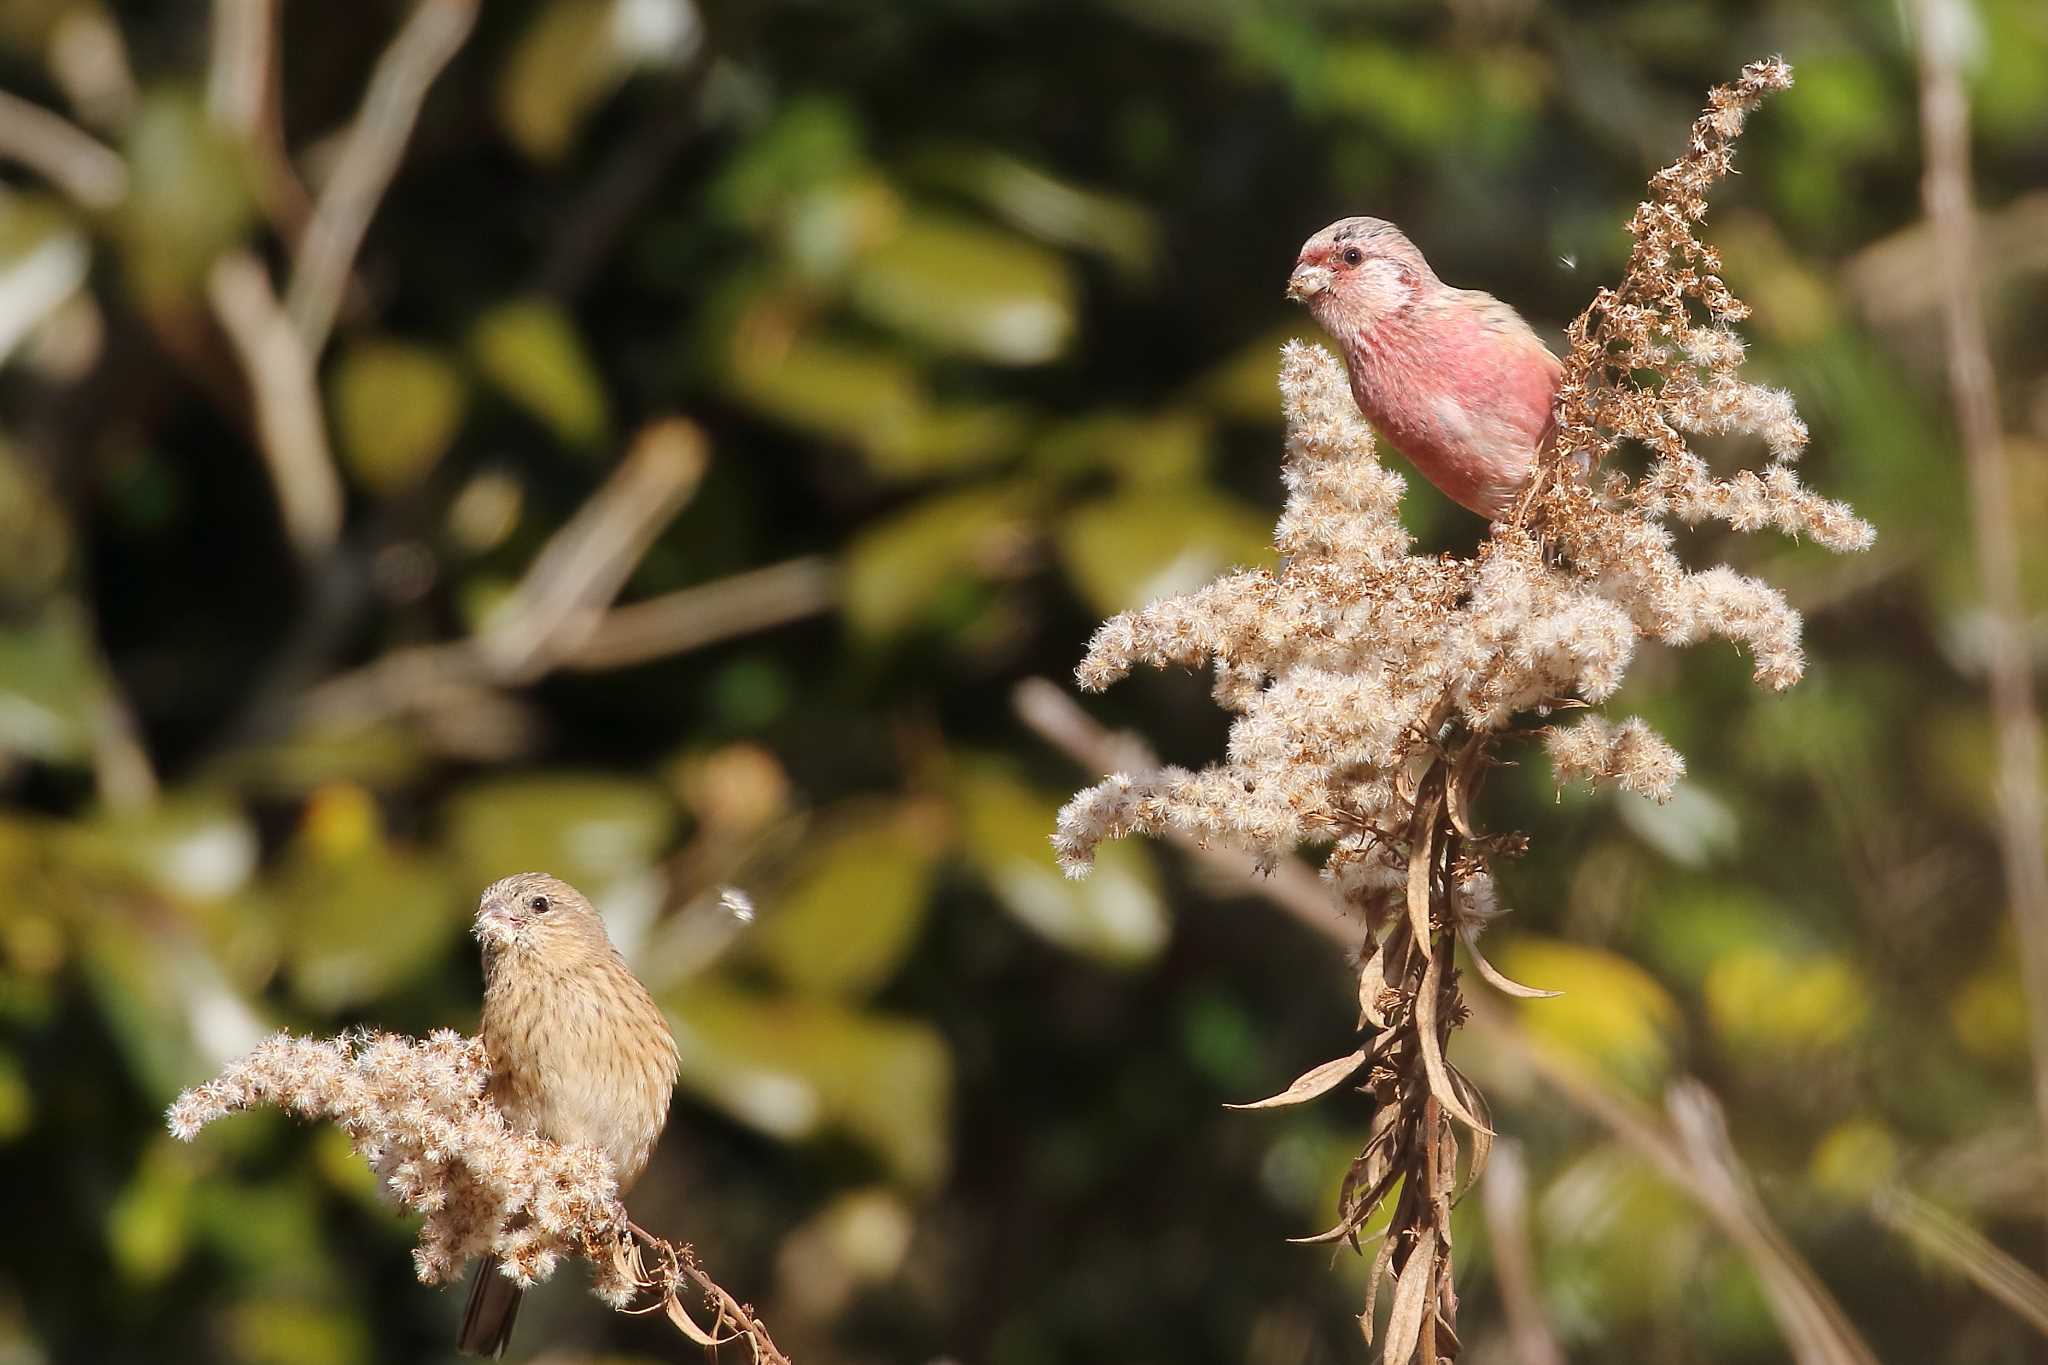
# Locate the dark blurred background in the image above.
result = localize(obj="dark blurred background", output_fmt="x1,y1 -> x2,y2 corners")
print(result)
1,1 -> 2045,1362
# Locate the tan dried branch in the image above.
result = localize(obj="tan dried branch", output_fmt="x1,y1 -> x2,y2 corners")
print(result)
1909,0 -> 2048,1198
297,419 -> 808,734
1478,1141 -> 1563,1365
168,1029 -> 789,1363
0,87 -> 128,209
285,0 -> 478,353
206,250 -> 347,560
1873,1185 -> 2048,1339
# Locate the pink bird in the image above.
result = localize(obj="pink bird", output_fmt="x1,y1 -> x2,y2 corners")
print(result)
1287,218 -> 1561,520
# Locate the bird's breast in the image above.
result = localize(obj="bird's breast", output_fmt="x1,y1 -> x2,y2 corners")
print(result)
481,953 -> 679,1188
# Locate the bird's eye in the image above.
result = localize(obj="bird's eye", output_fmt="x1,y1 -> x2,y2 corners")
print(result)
528,895 -> 551,914
1342,247 -> 1364,266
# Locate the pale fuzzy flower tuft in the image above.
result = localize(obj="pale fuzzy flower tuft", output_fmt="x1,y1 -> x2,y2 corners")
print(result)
1449,871 -> 1509,938
169,1031 -> 622,1298
1546,715 -> 1686,802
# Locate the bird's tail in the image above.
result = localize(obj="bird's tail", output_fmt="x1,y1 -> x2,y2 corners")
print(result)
457,1254 -> 523,1358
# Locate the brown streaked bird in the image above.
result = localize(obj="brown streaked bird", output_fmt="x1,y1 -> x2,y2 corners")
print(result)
458,872 -> 679,1358
1288,217 -> 1563,520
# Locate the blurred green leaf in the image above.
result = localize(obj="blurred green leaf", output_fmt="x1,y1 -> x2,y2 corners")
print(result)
850,215 -> 1076,365
1498,938 -> 1681,1095
0,604 -> 100,765
752,803 -> 943,998
273,788 -> 462,1012
1703,945 -> 1869,1056
1057,487 -> 1273,615
1950,950 -> 2030,1062
278,855 -> 459,1014
1614,781 -> 1738,869
64,796 -> 260,903
1808,1118 -> 1900,1201
114,88 -> 254,305
108,1138 -> 195,1284
330,339 -> 468,495
442,772 -> 677,894
0,439 -> 72,598
468,299 -> 610,449
495,0 -> 625,163
953,759 -> 1167,965
668,980 -> 951,1186
712,96 -> 868,236
225,1295 -> 370,1365
0,1047 -> 30,1140
843,486 -> 1032,637
723,326 -> 922,459
909,145 -> 1157,278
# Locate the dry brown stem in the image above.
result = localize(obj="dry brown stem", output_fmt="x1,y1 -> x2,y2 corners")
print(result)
285,0 -> 479,352
1908,0 -> 2048,1201
206,250 -> 347,560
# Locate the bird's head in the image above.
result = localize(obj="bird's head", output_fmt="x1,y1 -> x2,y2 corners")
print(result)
474,871 -> 612,960
1287,217 -> 1436,334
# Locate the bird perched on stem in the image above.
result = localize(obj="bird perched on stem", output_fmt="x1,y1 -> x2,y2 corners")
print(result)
458,872 -> 679,1358
1288,217 -> 1562,520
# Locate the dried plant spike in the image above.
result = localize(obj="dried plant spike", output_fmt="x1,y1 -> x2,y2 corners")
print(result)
1225,1046 -> 1376,1109
1049,55 -> 1863,1365
167,1030 -> 790,1363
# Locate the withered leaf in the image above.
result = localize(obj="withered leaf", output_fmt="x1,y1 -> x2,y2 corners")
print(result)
664,1290 -> 729,1347
1459,923 -> 1562,998
1224,1045 -> 1373,1110
1361,1232 -> 1399,1345
1415,948 -> 1493,1134
1406,784 -> 1442,959
1358,940 -> 1388,1029
1382,1227 -> 1438,1364
1450,1063 -> 1494,1198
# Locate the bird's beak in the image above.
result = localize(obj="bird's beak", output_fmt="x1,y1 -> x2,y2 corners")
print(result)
474,898 -> 517,947
1286,263 -> 1331,303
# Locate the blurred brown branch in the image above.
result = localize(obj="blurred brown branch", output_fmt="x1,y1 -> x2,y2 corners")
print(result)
1479,1140 -> 1562,1365
1014,677 -> 1879,1365
206,250 -> 347,560
285,0 -> 479,352
568,556 -> 838,672
208,0 -> 316,247
300,421 -> 834,734
0,88 -> 127,209
1874,1186 -> 2048,1339
1910,0 -> 2048,1183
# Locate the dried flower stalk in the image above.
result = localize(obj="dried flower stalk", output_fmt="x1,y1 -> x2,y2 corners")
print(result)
1054,58 -> 1868,1359
168,1029 -> 789,1363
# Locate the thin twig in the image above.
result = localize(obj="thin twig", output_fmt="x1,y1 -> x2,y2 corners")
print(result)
625,1218 -> 793,1365
567,557 -> 838,671
285,0 -> 478,352
1479,1140 -> 1564,1365
1015,677 -> 1881,1365
48,9 -> 137,133
208,0 -> 315,246
296,420 -> 807,727
1909,0 -> 2048,1190
1874,1185 -> 2048,1338
474,418 -> 710,681
0,88 -> 127,209
206,251 -> 346,560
